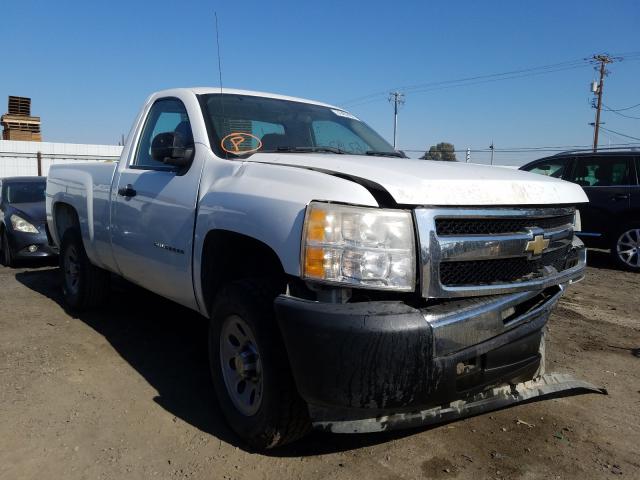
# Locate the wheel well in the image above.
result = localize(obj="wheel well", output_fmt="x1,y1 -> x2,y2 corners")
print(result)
201,230 -> 286,313
53,203 -> 80,242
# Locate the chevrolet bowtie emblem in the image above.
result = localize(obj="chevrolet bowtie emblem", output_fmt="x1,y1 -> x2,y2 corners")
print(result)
525,235 -> 549,256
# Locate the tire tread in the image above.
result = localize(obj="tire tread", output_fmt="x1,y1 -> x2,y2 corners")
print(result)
211,278 -> 311,449
60,229 -> 110,310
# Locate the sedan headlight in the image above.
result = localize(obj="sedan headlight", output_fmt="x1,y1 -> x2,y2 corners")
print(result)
301,202 -> 415,291
10,214 -> 39,233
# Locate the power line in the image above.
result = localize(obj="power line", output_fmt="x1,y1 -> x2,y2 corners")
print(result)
338,56 -> 593,107
603,104 -> 640,120
603,102 -> 640,112
344,63 -> 590,108
599,127 -> 640,142
338,52 -> 640,109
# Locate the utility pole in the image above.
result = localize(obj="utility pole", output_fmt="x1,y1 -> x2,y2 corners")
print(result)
388,91 -> 405,149
489,141 -> 494,165
590,54 -> 619,152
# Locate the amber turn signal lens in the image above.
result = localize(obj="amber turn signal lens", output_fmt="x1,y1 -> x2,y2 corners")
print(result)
306,209 -> 327,242
304,246 -> 325,278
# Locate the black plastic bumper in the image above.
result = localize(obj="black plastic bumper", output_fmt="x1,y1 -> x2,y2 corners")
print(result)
6,228 -> 57,259
275,294 -> 550,420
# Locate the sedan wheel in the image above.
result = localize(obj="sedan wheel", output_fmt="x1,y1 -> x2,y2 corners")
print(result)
1,230 -> 14,267
615,227 -> 640,271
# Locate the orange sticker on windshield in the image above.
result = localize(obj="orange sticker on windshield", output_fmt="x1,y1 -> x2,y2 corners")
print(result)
221,132 -> 262,154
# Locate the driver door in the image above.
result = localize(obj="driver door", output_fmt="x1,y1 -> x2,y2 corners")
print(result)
110,97 -> 203,308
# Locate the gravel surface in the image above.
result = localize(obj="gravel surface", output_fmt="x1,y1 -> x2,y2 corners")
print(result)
1,250 -> 638,479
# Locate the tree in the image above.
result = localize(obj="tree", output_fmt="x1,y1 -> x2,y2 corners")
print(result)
420,142 -> 457,161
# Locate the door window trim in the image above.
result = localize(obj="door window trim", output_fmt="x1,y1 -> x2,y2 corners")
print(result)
129,97 -> 194,173
567,155 -> 635,188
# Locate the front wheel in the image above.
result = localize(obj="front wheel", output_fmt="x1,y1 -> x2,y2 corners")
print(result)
611,226 -> 640,272
208,279 -> 310,449
1,229 -> 14,267
60,229 -> 110,310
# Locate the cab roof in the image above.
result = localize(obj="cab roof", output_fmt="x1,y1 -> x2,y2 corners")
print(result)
152,87 -> 343,111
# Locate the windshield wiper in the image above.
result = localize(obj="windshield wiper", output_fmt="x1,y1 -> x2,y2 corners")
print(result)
262,146 -> 345,154
365,150 -> 404,158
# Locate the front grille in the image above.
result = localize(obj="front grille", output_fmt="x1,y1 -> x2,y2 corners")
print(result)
440,247 -> 570,287
435,214 -> 574,236
416,207 -> 584,298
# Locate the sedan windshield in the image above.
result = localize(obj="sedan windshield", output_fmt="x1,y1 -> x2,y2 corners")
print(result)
200,94 -> 399,159
3,182 -> 46,203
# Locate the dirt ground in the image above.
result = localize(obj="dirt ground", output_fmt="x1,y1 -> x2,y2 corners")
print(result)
1,250 -> 638,480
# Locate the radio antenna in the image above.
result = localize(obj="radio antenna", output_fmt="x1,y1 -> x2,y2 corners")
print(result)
214,12 -> 224,93
214,11 -> 228,157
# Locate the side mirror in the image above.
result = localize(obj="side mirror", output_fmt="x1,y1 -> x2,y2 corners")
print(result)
151,132 -> 194,168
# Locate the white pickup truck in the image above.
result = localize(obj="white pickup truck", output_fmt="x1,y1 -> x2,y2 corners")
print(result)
46,88 -> 601,449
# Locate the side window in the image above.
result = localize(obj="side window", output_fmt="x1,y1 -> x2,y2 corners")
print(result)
569,156 -> 630,187
311,121 -> 369,154
133,98 -> 193,169
526,159 -> 568,178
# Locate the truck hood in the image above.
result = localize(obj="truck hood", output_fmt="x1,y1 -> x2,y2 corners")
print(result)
245,153 -> 588,206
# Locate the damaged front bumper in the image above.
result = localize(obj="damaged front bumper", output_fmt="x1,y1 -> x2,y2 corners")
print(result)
275,280 -> 604,432
313,373 -> 606,433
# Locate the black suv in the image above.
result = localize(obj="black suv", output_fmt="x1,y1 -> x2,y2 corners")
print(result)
521,150 -> 640,271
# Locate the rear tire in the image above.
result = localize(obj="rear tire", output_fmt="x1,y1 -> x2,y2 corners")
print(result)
611,225 -> 640,272
1,229 -> 14,267
208,279 -> 311,449
59,228 -> 110,310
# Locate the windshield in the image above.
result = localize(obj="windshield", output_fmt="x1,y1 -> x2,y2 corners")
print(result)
3,181 -> 46,204
200,94 -> 398,158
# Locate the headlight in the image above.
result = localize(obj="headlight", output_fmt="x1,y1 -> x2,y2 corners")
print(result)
301,202 -> 415,291
10,214 -> 39,233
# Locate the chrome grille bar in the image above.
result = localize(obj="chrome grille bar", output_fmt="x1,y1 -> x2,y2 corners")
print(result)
415,207 -> 586,298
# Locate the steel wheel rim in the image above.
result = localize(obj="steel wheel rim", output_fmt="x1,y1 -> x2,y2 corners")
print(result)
219,314 -> 263,416
616,228 -> 640,268
63,244 -> 80,295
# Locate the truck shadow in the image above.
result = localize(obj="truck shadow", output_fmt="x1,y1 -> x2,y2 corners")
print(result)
14,267 -> 418,456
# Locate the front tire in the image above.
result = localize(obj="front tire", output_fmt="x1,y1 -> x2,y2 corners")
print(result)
60,228 -> 110,310
1,229 -> 14,267
611,225 -> 640,272
208,279 -> 310,449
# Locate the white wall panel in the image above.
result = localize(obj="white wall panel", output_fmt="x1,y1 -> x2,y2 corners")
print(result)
0,140 -> 122,178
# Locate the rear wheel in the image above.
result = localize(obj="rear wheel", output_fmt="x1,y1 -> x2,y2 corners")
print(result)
611,226 -> 640,272
60,229 -> 110,309
1,229 -> 14,267
208,279 -> 310,449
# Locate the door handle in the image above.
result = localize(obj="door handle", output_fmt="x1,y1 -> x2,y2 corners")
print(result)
611,193 -> 629,201
117,184 -> 137,198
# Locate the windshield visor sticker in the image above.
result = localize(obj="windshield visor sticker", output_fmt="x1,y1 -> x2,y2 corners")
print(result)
331,109 -> 359,120
221,132 -> 263,154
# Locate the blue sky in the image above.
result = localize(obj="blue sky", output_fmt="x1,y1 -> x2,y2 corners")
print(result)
1,0 -> 638,165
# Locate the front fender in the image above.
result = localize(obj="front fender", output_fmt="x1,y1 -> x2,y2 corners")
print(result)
192,157 -> 378,315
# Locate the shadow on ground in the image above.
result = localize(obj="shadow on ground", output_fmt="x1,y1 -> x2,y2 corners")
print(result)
586,249 -> 622,270
14,267 -> 424,456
